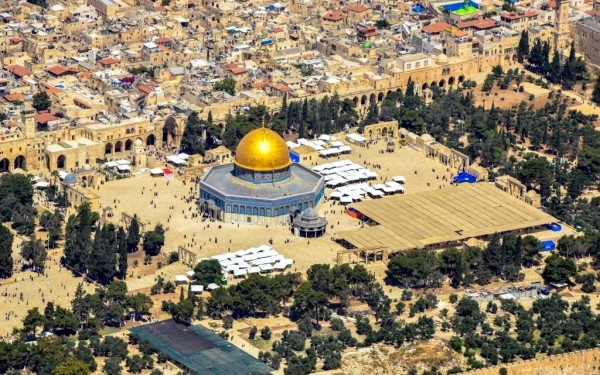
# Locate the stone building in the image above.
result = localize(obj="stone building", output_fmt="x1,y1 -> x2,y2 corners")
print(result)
199,127 -> 325,226
574,0 -> 600,71
0,103 -> 184,173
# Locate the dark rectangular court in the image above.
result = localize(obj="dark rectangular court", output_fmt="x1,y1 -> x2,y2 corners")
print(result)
130,320 -> 273,375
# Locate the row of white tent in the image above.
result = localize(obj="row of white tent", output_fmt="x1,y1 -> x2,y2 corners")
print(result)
166,153 -> 190,166
329,180 -> 406,203
196,245 -> 295,280
104,159 -> 132,171
312,160 -> 378,188
318,145 -> 352,157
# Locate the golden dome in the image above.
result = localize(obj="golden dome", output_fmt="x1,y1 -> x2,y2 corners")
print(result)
234,128 -> 291,172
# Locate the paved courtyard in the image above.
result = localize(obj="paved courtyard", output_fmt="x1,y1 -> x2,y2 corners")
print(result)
95,135 -> 458,292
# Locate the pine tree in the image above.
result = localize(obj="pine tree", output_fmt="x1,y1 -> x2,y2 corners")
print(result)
0,223 -> 14,279
180,111 -> 205,156
127,215 -> 141,253
20,237 -> 47,272
207,111 -> 213,126
117,226 -> 128,279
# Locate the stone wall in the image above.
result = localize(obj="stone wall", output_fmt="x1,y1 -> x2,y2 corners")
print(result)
462,348 -> 600,375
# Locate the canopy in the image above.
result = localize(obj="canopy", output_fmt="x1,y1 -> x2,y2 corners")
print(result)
117,165 -> 131,171
116,159 -> 130,165
453,172 -> 476,184
167,155 -> 186,165
105,161 -> 118,168
34,181 -> 50,188
150,168 -> 164,175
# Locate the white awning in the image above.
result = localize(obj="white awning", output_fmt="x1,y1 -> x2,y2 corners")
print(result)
117,165 -> 131,171
150,168 -> 164,175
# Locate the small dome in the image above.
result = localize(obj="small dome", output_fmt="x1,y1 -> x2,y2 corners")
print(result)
234,128 -> 291,172
134,138 -> 143,146
63,174 -> 77,185
387,140 -> 395,146
301,208 -> 319,220
437,53 -> 449,64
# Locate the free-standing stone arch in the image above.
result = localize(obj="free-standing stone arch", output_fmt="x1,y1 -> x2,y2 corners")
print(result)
162,116 -> 178,146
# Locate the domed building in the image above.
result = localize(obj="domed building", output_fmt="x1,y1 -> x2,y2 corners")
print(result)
199,128 -> 325,225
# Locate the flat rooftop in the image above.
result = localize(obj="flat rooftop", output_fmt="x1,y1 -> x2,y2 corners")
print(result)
130,320 -> 273,375
336,183 -> 557,251
200,163 -> 323,201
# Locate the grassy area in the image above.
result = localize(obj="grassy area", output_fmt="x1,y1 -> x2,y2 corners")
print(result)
102,326 -> 118,335
251,338 -> 272,351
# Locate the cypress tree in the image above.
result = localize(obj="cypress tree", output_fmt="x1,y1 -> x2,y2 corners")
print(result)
127,215 -> 141,252
0,223 -> 13,279
117,226 -> 128,279
592,79 -> 600,104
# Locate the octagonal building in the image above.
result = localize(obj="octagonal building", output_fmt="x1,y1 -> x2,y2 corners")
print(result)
199,128 -> 325,225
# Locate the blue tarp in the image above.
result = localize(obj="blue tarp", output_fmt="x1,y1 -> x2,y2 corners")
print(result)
453,171 -> 476,184
290,152 -> 300,163
540,240 -> 555,252
545,223 -> 562,232
412,3 -> 426,12
260,39 -> 272,46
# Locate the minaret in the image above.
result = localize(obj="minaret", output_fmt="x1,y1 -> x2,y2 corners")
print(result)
553,0 -> 570,53
21,101 -> 36,139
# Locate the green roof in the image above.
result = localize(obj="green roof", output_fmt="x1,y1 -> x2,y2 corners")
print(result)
130,320 -> 273,375
454,6 -> 478,15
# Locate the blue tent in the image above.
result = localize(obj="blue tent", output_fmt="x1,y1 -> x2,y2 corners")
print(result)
540,240 -> 555,252
545,223 -> 562,232
453,171 -> 476,184
289,152 -> 300,163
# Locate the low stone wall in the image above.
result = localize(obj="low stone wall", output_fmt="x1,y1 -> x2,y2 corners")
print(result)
462,348 -> 600,375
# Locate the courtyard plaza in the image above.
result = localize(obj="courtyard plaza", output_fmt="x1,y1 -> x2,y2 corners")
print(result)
0,234 -> 96,338
95,135 -> 457,292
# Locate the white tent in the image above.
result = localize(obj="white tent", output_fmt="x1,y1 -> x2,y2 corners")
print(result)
117,165 -> 131,171
247,266 -> 261,274
105,161 -> 118,168
116,159 -> 130,165
190,285 -> 204,293
34,181 -> 50,188
150,168 -> 164,175
167,155 -> 186,165
393,176 -> 406,183
233,268 -> 248,277
259,264 -> 274,272
174,275 -> 189,283
207,283 -> 220,290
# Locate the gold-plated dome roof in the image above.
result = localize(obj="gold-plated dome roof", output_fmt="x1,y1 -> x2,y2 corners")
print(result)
234,128 -> 291,172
